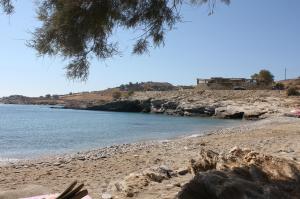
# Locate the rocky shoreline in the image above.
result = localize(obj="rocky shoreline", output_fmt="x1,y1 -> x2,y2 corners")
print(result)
2,90 -> 299,120
64,90 -> 299,120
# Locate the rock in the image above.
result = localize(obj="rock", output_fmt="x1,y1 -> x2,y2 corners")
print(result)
177,168 -> 189,176
101,193 -> 112,199
126,192 -> 134,197
108,165 -> 176,197
244,110 -> 267,120
183,111 -> 192,116
215,107 -> 244,119
178,148 -> 300,199
189,149 -> 219,175
53,162 -> 61,166
162,101 -> 178,110
178,170 -> 265,199
150,99 -> 166,113
108,173 -> 149,198
86,99 -> 151,113
77,156 -> 86,161
143,165 -> 176,182
181,106 -> 215,116
229,146 -> 244,156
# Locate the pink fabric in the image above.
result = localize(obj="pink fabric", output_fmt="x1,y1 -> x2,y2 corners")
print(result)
291,109 -> 300,116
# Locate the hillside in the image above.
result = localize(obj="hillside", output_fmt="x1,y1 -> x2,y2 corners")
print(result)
118,81 -> 177,91
278,78 -> 300,89
1,80 -> 299,120
0,82 -> 179,106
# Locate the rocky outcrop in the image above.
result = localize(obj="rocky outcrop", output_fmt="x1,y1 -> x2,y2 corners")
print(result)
84,98 -> 270,120
81,89 -> 296,120
85,100 -> 151,112
179,148 -> 300,199
83,98 -> 272,120
3,90 -> 297,120
214,107 -> 245,119
85,98 -> 218,117
0,95 -> 34,104
243,110 -> 268,120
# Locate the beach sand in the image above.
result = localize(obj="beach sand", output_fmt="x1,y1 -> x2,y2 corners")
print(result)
0,116 -> 300,198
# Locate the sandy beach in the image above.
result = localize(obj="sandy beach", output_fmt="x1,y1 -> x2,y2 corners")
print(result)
0,0 -> 300,198
0,116 -> 299,198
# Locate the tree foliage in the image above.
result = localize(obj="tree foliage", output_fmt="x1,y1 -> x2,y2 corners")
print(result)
0,0 -> 13,14
251,69 -> 274,85
1,0 -> 230,80
273,82 -> 284,90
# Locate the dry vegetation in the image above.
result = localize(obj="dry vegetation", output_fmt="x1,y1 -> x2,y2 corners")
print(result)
279,78 -> 300,90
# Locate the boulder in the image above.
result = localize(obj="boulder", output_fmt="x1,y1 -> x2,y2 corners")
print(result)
150,99 -> 166,109
214,107 -> 244,119
101,193 -> 113,199
143,165 -> 176,182
177,168 -> 189,176
109,173 -> 149,197
162,101 -> 178,110
243,110 -> 267,120
189,149 -> 219,175
178,148 -> 300,199
108,165 -> 176,197
180,105 -> 215,116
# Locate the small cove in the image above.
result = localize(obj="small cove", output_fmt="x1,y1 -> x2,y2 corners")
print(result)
0,104 -> 243,160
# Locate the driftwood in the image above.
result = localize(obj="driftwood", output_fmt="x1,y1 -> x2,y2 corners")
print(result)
56,181 -> 88,199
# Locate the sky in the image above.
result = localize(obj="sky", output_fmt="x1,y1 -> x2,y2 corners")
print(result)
0,0 -> 299,97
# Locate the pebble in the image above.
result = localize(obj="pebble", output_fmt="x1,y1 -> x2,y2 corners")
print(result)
177,168 -> 189,175
53,162 -> 61,166
77,156 -> 86,161
101,193 -> 112,199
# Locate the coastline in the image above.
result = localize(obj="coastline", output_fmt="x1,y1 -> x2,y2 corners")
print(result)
1,116 -> 299,198
1,117 -> 248,166
2,90 -> 299,120
0,104 -> 244,164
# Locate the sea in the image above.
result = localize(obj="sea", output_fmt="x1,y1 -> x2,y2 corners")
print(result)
0,104 -> 242,161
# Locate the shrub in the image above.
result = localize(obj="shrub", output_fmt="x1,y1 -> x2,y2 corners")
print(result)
286,87 -> 299,96
123,90 -> 135,99
273,82 -> 285,90
128,90 -> 135,96
112,91 -> 121,99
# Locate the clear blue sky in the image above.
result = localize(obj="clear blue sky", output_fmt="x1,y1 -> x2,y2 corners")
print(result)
0,0 -> 299,97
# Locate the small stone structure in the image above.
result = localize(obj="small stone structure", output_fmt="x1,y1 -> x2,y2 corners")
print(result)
197,77 -> 257,90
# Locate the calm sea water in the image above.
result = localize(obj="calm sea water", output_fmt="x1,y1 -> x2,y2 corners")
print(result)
0,104 -> 241,160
